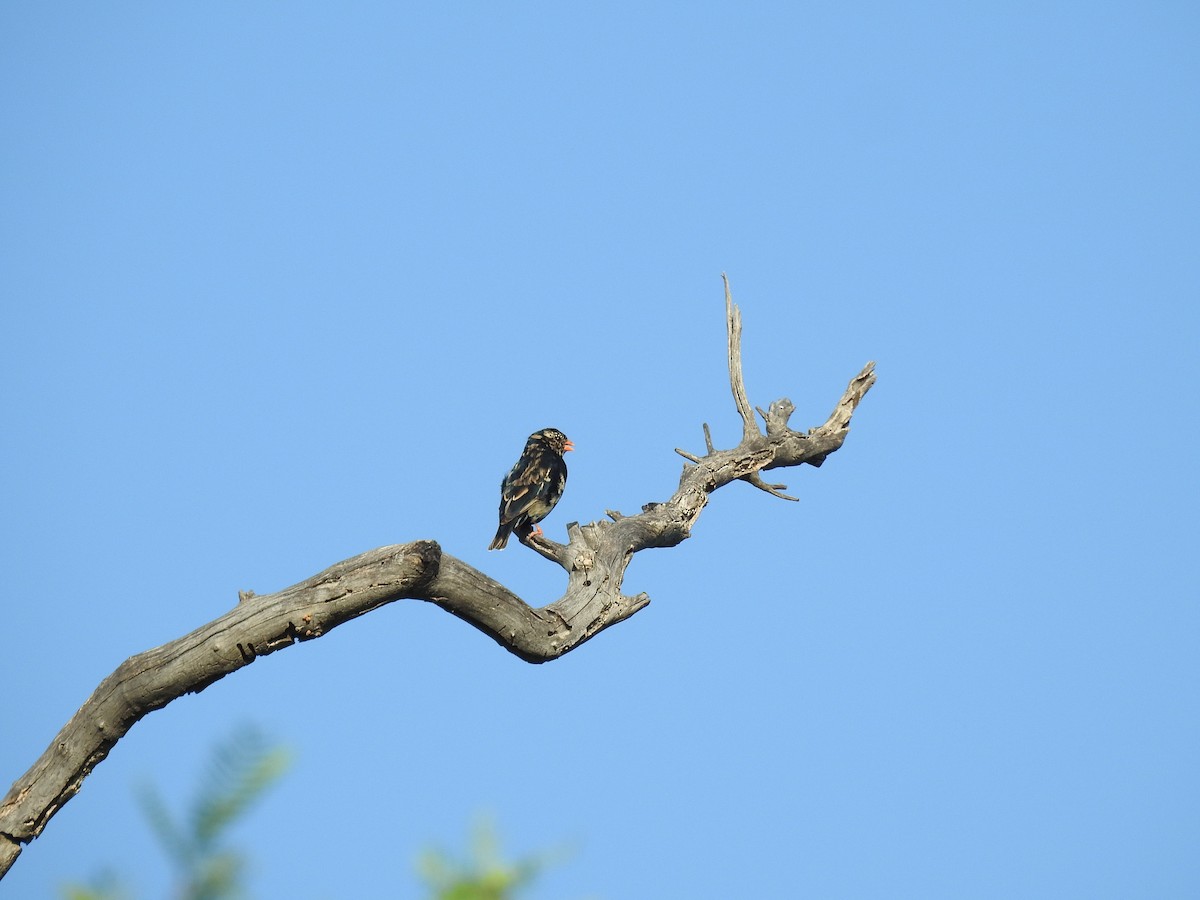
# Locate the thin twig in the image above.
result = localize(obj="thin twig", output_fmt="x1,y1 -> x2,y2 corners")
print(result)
741,472 -> 799,501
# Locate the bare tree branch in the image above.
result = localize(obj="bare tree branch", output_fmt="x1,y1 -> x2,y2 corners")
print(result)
0,281 -> 874,879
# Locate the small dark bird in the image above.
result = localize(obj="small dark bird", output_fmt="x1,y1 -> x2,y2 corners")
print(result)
489,428 -> 573,550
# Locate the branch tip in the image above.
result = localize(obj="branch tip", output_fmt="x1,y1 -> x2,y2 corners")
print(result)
742,472 -> 800,501
724,275 -> 760,440
822,360 -> 877,432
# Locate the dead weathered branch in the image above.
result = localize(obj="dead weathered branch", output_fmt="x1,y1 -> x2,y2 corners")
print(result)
724,273 -> 760,442
0,279 -> 874,879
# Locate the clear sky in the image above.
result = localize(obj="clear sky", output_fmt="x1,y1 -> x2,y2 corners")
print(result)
2,3 -> 1198,897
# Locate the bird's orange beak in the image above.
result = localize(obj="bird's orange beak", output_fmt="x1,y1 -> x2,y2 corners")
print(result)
564,439 -> 575,452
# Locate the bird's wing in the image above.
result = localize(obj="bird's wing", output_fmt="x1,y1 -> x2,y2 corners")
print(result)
499,449 -> 565,525
499,457 -> 548,520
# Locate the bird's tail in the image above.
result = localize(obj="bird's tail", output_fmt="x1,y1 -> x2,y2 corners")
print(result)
488,526 -> 510,550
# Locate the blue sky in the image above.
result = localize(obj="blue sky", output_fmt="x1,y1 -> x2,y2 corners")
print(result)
2,2 -> 1198,897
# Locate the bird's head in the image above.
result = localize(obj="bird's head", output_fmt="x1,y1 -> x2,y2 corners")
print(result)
534,428 -> 574,455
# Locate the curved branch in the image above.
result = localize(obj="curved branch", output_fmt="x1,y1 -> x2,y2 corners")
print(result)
0,280 -> 874,879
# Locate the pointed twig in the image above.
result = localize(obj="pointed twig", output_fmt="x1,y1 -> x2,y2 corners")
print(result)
723,274 -> 759,441
741,472 -> 799,501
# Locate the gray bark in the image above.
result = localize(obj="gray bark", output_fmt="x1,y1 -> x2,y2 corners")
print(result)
0,277 -> 874,878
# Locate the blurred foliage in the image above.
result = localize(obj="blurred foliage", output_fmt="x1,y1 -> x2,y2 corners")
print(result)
417,816 -> 556,900
61,725 -> 290,900
138,724 -> 290,900
62,731 -> 567,899
61,870 -> 131,900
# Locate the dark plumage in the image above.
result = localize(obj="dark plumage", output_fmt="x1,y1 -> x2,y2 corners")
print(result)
488,428 -> 573,550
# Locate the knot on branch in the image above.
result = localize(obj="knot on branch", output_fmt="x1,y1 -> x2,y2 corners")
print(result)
572,548 -> 594,576
760,398 -> 796,436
